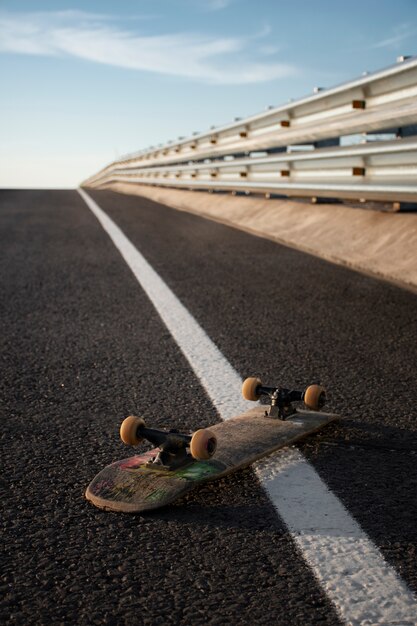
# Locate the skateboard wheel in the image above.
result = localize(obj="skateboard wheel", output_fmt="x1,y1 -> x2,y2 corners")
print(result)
304,385 -> 326,411
242,377 -> 262,401
189,429 -> 217,460
120,416 -> 146,445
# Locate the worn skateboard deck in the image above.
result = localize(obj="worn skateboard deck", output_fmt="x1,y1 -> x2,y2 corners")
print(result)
85,406 -> 337,513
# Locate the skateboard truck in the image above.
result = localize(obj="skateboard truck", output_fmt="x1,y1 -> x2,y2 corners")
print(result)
119,417 -> 217,470
242,378 -> 326,420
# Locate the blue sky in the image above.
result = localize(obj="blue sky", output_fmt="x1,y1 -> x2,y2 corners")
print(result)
1,0 -> 416,188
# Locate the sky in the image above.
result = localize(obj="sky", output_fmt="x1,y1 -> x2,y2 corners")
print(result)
0,0 -> 416,188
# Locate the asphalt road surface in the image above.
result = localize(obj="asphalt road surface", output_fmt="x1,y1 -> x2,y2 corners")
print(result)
1,189 -> 416,626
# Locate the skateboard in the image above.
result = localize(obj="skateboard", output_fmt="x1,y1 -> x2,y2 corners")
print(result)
85,378 -> 337,513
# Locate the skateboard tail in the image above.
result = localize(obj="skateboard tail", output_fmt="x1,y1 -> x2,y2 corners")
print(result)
85,450 -> 228,513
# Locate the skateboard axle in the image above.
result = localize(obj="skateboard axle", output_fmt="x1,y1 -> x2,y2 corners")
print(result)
137,425 -> 191,449
136,425 -> 193,468
256,385 -> 304,419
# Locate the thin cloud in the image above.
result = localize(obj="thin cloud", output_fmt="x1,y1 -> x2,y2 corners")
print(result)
204,0 -> 234,10
190,0 -> 235,11
371,23 -> 416,49
259,45 -> 280,57
0,10 -> 297,84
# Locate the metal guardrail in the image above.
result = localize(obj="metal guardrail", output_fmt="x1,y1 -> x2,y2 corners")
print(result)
84,57 -> 417,206
97,176 -> 417,204
86,137 -> 417,203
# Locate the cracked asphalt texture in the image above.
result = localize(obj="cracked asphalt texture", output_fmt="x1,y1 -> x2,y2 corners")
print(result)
1,189 -> 416,625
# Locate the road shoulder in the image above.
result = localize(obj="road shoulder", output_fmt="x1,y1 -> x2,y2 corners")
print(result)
96,183 -> 417,292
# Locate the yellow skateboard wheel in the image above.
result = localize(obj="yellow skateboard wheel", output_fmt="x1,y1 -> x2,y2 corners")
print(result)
189,429 -> 217,460
242,377 -> 262,401
120,416 -> 146,445
304,385 -> 326,411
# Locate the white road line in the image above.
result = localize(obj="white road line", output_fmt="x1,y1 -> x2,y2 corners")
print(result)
79,188 -> 417,626
256,451 -> 417,626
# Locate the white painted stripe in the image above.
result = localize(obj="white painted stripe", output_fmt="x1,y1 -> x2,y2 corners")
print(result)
256,450 -> 417,626
79,188 -> 417,626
